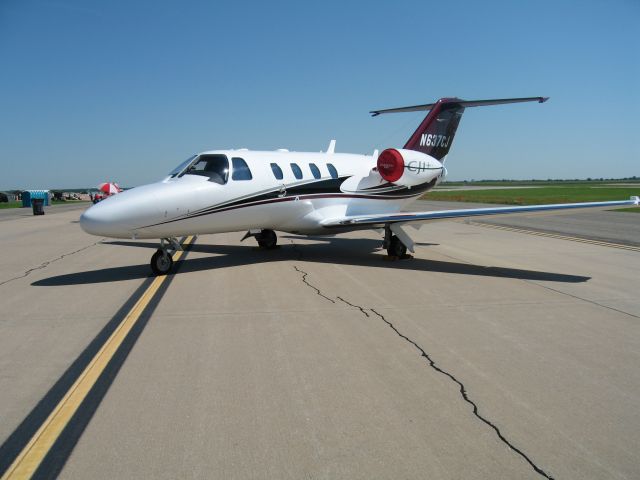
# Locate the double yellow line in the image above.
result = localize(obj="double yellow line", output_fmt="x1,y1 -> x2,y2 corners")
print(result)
2,236 -> 194,480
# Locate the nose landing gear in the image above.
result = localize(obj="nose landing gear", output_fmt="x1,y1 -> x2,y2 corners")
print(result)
151,249 -> 173,275
150,237 -> 182,275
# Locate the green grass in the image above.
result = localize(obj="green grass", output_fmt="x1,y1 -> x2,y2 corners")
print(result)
610,207 -> 640,213
0,201 -> 23,209
51,199 -> 89,204
0,200 -> 89,209
440,179 -> 640,187
422,186 -> 640,205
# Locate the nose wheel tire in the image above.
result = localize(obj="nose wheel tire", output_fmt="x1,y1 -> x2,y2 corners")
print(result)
387,235 -> 407,258
151,249 -> 173,275
257,229 -> 277,249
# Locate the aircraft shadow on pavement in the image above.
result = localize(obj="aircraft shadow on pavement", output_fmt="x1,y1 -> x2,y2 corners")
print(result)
32,237 -> 590,286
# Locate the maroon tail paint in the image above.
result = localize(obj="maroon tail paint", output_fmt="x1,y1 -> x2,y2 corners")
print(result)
403,98 -> 465,160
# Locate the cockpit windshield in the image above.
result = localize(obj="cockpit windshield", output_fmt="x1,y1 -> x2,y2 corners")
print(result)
168,155 -> 197,178
180,154 -> 229,185
167,154 -> 230,185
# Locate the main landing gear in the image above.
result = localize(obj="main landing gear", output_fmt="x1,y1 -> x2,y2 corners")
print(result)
383,224 -> 411,259
241,229 -> 278,249
150,237 -> 182,275
387,235 -> 407,258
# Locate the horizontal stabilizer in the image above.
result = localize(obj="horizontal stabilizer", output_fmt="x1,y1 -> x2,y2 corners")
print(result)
371,97 -> 548,116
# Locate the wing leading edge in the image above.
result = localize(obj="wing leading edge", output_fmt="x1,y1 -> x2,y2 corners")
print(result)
321,197 -> 640,228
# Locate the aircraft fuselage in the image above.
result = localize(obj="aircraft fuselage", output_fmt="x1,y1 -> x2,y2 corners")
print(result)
80,149 -> 444,239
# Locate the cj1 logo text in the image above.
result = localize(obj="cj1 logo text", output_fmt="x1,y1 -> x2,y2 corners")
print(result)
420,133 -> 450,148
407,161 -> 440,173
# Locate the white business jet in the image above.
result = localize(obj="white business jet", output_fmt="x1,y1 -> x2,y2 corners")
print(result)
80,97 -> 639,274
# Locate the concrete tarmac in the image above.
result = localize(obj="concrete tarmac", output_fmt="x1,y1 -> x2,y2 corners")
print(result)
0,203 -> 639,479
413,199 -> 640,247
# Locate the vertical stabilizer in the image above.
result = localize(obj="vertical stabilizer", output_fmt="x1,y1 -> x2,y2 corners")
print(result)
403,99 -> 465,160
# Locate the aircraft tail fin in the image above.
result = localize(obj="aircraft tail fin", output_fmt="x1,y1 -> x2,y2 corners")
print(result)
371,97 -> 548,161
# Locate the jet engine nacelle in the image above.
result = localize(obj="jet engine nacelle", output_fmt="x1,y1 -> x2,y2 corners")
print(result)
376,148 -> 443,187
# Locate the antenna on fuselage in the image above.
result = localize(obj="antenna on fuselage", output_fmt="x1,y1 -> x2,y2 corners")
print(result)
327,139 -> 336,154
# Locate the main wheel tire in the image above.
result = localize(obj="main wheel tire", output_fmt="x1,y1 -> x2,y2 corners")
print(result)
151,249 -> 173,275
257,229 -> 277,249
387,235 -> 407,258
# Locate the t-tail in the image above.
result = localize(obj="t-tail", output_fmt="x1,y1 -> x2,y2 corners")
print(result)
371,96 -> 549,161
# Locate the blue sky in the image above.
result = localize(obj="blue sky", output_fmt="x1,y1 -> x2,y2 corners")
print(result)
0,0 -> 638,189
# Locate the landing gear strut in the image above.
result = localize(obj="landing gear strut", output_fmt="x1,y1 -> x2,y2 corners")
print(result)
387,235 -> 407,258
241,229 -> 278,249
383,224 -> 409,258
150,237 -> 181,275
256,229 -> 277,249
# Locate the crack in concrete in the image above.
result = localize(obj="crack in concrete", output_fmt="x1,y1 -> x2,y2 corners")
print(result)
289,241 -> 554,477
291,238 -> 335,304
292,265 -> 335,303
0,240 -> 103,287
336,296 -> 369,317
297,275 -> 554,478
367,308 -> 555,480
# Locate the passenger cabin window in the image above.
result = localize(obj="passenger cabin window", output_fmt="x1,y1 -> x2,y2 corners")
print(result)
309,163 -> 321,179
182,154 -> 229,185
327,163 -> 338,179
231,157 -> 253,180
270,163 -> 283,180
290,163 -> 303,180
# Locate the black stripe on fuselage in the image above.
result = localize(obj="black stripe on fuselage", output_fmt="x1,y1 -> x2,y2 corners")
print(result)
139,177 -> 349,228
140,176 -> 437,228
189,177 -> 348,217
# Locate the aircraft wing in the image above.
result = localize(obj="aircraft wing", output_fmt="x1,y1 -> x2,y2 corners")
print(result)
321,197 -> 639,229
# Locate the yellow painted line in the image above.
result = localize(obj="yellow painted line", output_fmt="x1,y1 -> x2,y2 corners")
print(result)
466,222 -> 640,252
1,236 -> 194,480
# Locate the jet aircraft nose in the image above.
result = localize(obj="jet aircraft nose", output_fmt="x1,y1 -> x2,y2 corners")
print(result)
80,184 -> 164,238
80,203 -> 109,235
80,200 -> 123,237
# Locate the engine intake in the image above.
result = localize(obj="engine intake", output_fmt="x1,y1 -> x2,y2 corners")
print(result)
377,149 -> 404,183
376,148 -> 443,187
